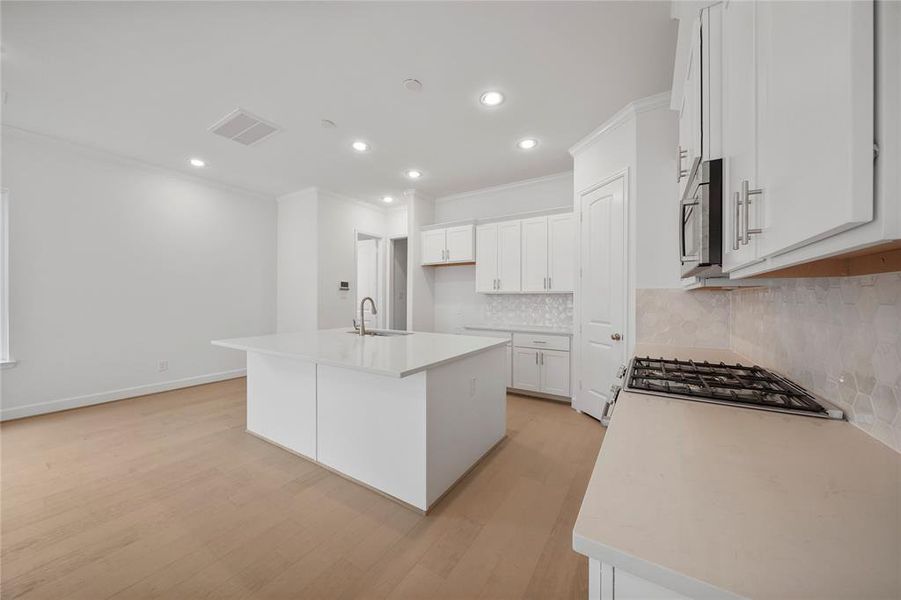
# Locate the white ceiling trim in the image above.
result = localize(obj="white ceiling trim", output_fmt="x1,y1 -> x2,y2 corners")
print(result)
569,91 -> 672,156
2,124 -> 276,201
435,170 -> 573,204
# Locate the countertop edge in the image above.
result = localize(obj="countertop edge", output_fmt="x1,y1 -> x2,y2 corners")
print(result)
211,338 -> 509,378
464,324 -> 573,336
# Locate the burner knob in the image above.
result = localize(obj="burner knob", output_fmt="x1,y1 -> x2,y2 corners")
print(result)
610,333 -> 622,341
616,365 -> 627,379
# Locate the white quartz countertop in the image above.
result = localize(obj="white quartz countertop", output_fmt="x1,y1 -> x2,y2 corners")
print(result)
212,329 -> 509,378
464,323 -> 573,336
573,344 -> 901,600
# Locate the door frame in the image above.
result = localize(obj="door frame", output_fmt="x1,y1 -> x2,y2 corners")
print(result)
386,234 -> 408,330
573,168 -> 631,417
353,228 -> 386,329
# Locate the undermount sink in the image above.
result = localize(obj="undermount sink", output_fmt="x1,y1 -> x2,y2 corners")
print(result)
347,329 -> 412,337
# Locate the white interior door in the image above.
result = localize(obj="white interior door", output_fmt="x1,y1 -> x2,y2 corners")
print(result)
475,224 -> 498,293
575,176 -> 626,420
497,220 -> 521,292
421,229 -> 446,264
521,216 -> 548,292
512,347 -> 540,392
547,213 -> 574,292
445,225 -> 474,262
356,238 -> 379,328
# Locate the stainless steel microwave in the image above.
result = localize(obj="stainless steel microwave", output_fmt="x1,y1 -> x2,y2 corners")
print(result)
680,158 -> 723,278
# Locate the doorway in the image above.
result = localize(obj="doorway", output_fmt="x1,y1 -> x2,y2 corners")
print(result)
389,237 -> 408,330
354,231 -> 384,330
573,172 -> 628,421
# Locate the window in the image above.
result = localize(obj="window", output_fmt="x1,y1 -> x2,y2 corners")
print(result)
1,188 -> 10,366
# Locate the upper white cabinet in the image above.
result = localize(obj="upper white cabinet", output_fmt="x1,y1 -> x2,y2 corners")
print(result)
476,221 -> 521,293
677,18 -> 702,195
521,214 -> 575,293
754,1 -> 873,257
420,224 -> 474,265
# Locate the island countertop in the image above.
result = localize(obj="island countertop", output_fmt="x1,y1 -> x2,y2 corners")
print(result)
212,329 -> 509,378
573,344 -> 901,599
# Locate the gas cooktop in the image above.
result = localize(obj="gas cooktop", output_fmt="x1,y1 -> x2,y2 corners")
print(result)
623,357 -> 843,419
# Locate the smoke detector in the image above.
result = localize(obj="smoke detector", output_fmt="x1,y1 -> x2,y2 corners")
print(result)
209,108 -> 280,146
403,78 -> 422,92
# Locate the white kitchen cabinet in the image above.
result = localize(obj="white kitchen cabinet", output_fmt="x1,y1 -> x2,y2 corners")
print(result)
720,0 -> 762,273
521,215 -> 575,293
521,216 -> 549,292
677,18 -> 702,195
506,346 -> 513,388
588,559 -> 687,600
547,213 -> 575,292
754,0 -> 873,258
445,225 -> 475,263
539,349 -> 570,397
475,221 -> 521,292
420,225 -> 474,265
512,347 -> 541,392
511,334 -> 571,398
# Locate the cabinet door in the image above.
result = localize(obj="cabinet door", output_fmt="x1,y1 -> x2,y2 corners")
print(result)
547,213 -> 574,292
615,567 -> 688,599
497,220 -> 522,292
702,4 -> 723,160
721,0 -> 761,273
512,347 -> 540,392
520,216 -> 549,292
678,18 -> 702,196
475,224 -> 498,293
756,0 -> 873,258
539,350 -> 570,397
445,225 -> 474,262
421,229 -> 446,265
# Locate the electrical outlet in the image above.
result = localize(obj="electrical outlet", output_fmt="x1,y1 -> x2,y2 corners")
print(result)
158,360 -> 168,372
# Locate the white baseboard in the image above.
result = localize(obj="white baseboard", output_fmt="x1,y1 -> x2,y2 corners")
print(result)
0,369 -> 246,421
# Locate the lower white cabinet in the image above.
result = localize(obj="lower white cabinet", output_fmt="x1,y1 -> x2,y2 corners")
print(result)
511,335 -> 571,397
505,346 -> 513,388
589,559 -> 687,600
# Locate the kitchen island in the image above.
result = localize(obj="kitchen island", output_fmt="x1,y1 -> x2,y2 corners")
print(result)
212,328 -> 509,512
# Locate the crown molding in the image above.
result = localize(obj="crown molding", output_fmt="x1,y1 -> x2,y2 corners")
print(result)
435,170 -> 572,204
1,124 -> 275,200
569,91 -> 672,156
318,188 -> 389,214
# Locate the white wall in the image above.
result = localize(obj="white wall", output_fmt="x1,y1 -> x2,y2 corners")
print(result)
434,172 -> 572,222
277,188 -> 318,333
317,190 -> 387,329
405,189 -> 435,332
1,128 -> 277,419
386,206 -> 408,238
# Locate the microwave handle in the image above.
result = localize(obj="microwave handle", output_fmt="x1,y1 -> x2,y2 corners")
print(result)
679,201 -> 700,263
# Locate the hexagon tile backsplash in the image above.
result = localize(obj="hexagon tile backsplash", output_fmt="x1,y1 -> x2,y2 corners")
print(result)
484,294 -> 573,329
732,273 -> 901,453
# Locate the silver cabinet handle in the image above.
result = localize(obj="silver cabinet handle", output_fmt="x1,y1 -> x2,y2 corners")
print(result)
540,352 -> 544,365
733,191 -> 742,251
548,277 -> 552,290
610,333 -> 622,341
532,340 -> 547,344
497,278 -> 501,290
535,352 -> 538,365
677,145 -> 688,181
740,180 -> 763,245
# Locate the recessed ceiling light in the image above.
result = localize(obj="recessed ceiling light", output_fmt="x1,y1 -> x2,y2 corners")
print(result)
517,138 -> 538,150
405,169 -> 422,179
382,196 -> 394,204
321,119 -> 336,129
189,158 -> 206,167
352,140 -> 370,152
479,91 -> 504,107
403,78 -> 422,92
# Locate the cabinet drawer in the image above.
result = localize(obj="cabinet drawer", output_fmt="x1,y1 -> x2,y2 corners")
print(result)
512,333 -> 570,352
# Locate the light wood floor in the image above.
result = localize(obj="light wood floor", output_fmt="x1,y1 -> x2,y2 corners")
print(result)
0,378 -> 605,599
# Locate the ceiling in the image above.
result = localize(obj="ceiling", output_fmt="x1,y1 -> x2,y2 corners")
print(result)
1,2 -> 677,204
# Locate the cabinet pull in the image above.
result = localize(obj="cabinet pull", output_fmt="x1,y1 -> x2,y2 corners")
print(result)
497,278 -> 501,290
677,145 -> 689,181
540,352 -> 544,365
535,352 -> 538,365
548,277 -> 552,290
740,180 -> 763,245
733,192 -> 742,251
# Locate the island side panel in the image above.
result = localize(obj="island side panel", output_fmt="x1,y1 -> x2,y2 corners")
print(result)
316,365 -> 428,510
425,345 -> 506,507
246,352 -> 317,461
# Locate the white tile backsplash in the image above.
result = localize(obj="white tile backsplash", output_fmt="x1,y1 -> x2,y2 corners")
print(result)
485,294 -> 573,329
636,288 -> 731,348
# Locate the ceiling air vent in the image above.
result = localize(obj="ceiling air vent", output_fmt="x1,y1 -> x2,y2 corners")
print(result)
209,108 -> 279,146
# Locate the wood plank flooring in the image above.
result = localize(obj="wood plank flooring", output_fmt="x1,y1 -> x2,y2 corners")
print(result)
0,378 -> 605,599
